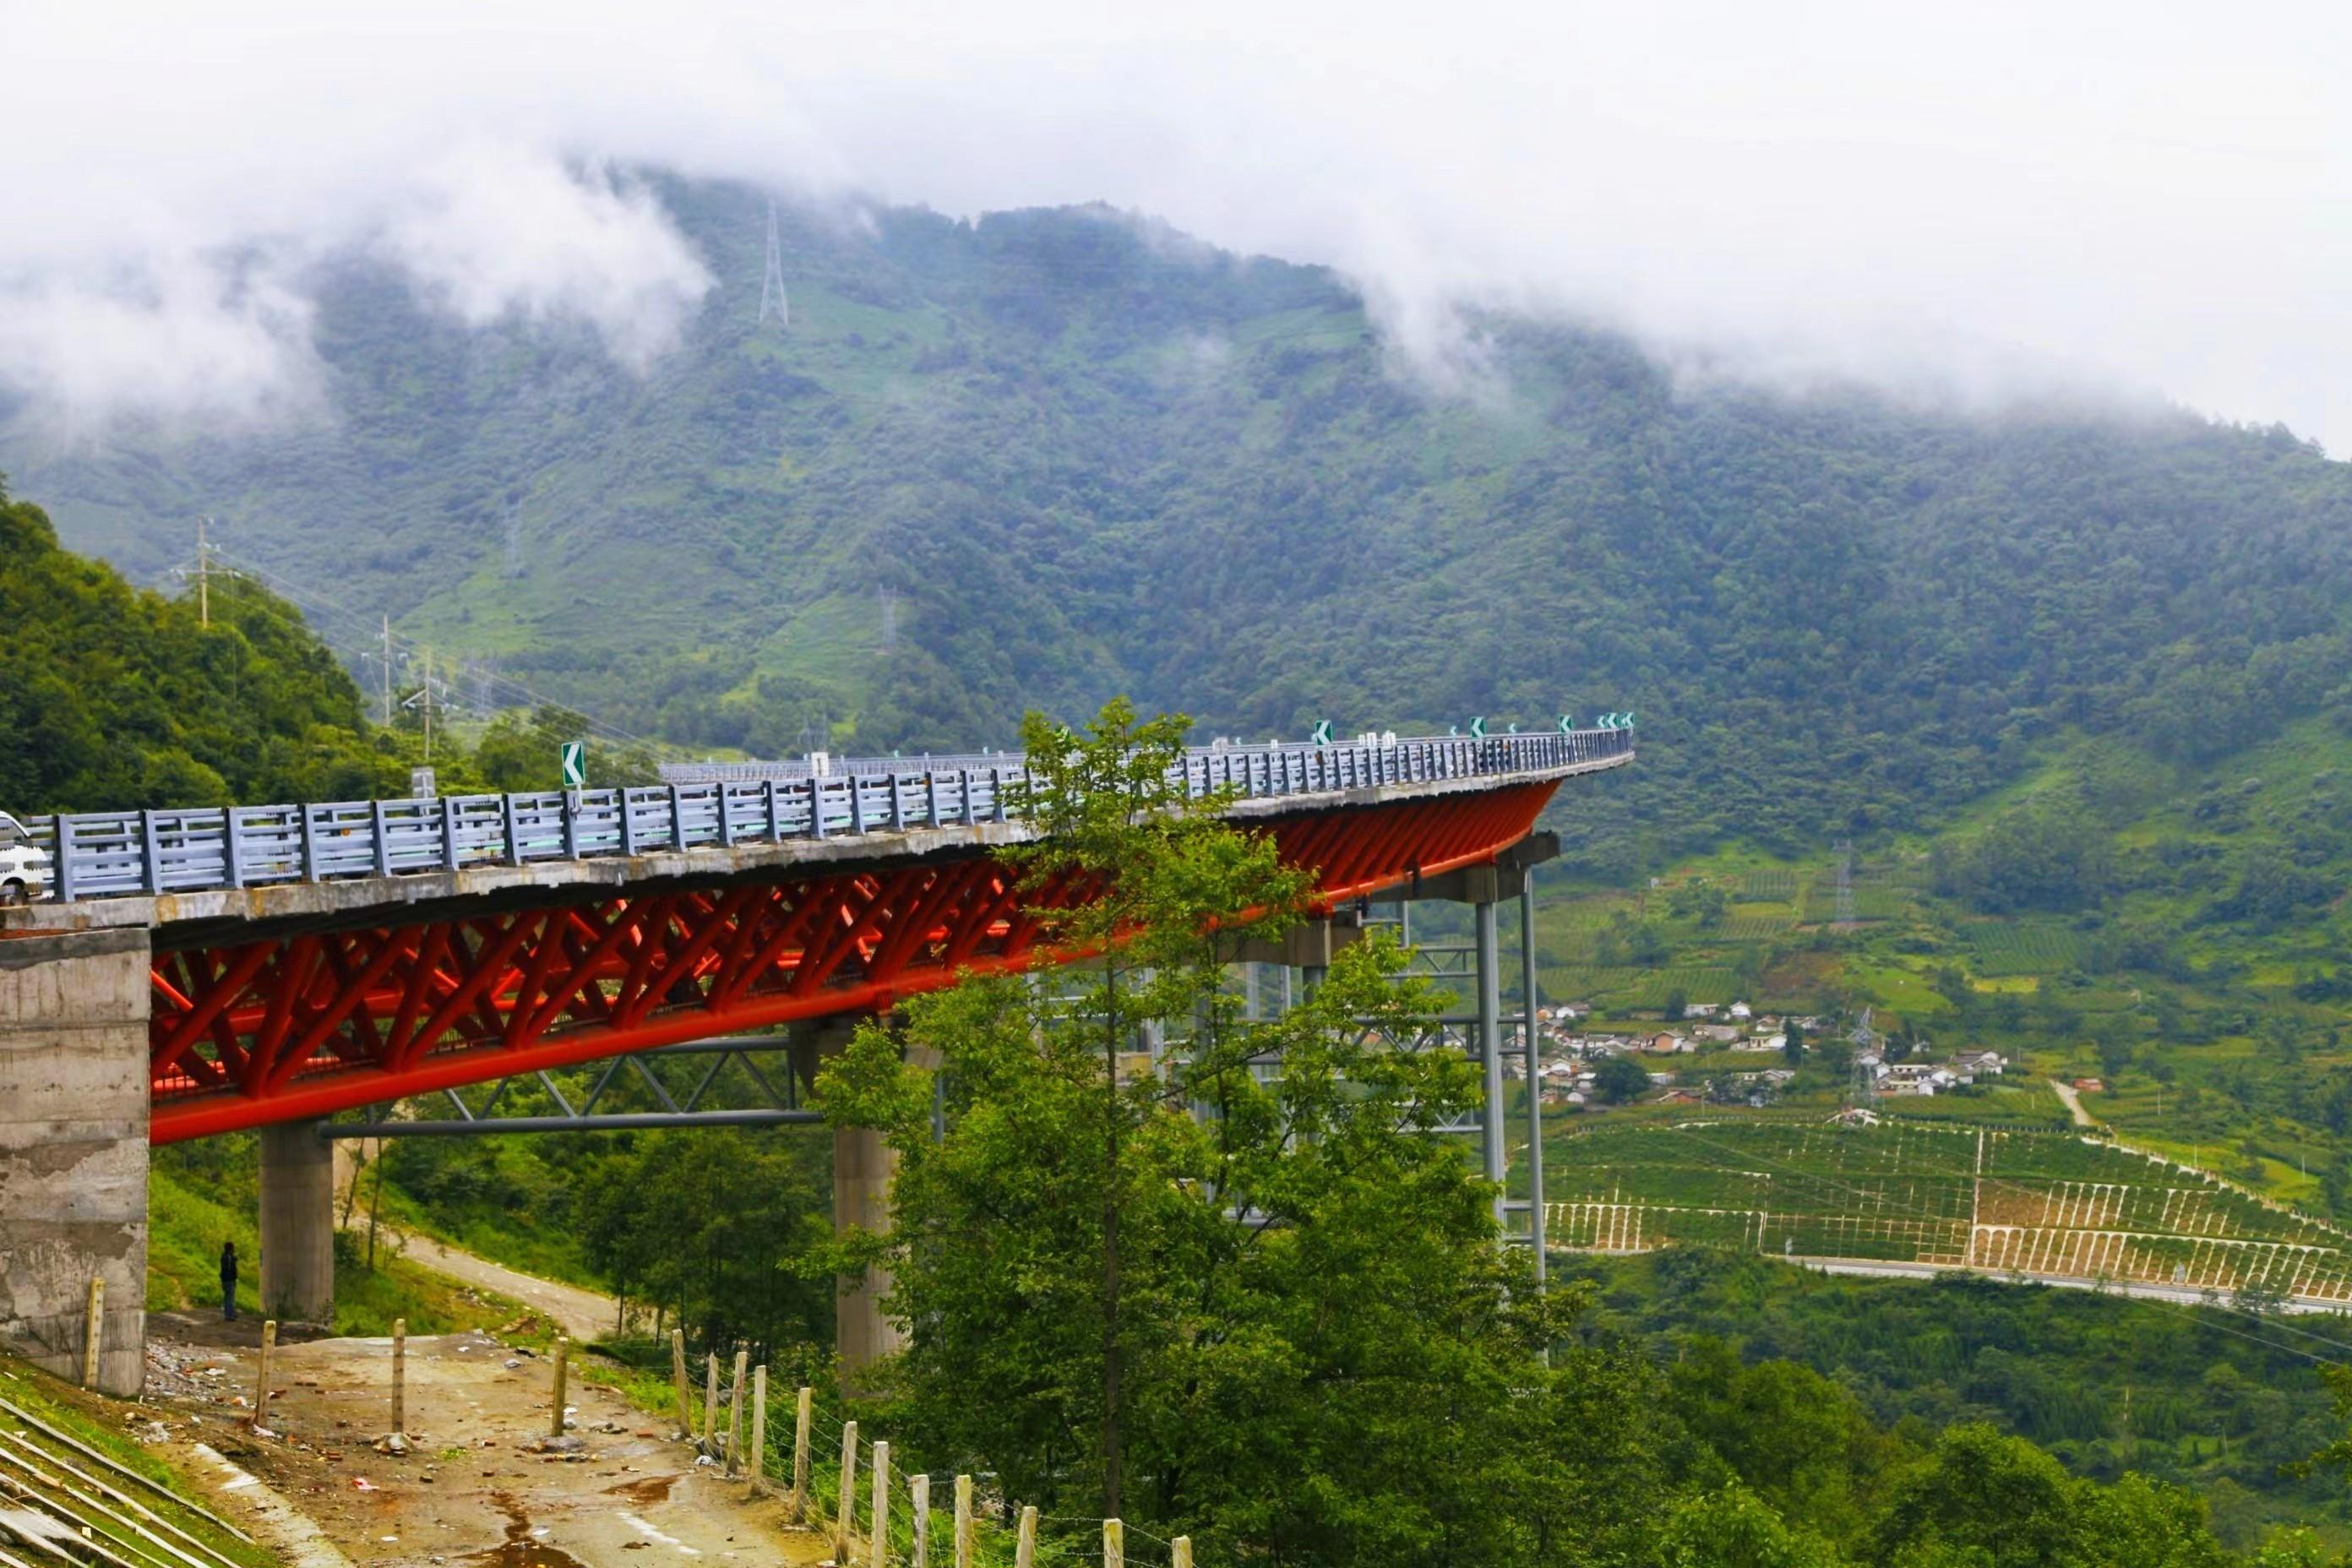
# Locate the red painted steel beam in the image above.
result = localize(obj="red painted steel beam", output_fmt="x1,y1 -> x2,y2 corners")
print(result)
146,783 -> 1559,1142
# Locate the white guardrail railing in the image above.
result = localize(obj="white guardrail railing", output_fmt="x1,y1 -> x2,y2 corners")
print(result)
38,728 -> 1633,903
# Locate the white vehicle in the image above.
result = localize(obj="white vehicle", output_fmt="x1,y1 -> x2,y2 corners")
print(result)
0,813 -> 51,904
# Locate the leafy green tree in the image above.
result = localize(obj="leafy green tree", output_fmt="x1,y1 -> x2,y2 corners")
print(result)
819,700 -> 1577,1565
1595,1053 -> 1655,1104
1651,1484 -> 1844,1568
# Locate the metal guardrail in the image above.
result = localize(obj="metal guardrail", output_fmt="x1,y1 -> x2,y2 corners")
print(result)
43,729 -> 1631,903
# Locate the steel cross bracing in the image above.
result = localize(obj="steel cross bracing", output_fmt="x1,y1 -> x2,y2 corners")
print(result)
323,1037 -> 818,1138
140,779 -> 1574,1141
45,729 -> 1630,902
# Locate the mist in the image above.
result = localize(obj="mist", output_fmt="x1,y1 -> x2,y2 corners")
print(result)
5,0 -> 2347,448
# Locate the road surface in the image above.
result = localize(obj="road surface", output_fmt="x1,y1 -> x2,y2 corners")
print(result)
2050,1080 -> 2095,1128
1792,1255 -> 2352,1317
393,1231 -> 616,1343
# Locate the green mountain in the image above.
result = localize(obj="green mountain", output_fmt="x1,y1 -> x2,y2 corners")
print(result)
0,478 -> 388,812
14,179 -> 2352,875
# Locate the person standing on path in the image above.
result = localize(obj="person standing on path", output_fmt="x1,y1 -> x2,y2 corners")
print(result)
219,1242 -> 238,1321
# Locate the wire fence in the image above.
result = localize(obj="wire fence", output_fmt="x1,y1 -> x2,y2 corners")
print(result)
657,1332 -> 1195,1568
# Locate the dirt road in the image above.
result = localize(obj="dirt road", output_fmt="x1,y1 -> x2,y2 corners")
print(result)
2050,1080 -> 2095,1128
145,1263 -> 830,1568
389,1235 -> 616,1345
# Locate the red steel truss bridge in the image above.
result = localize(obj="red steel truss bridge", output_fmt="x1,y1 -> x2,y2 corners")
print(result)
15,728 -> 1633,1142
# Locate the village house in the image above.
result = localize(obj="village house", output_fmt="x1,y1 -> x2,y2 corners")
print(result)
1693,1022 -> 1745,1044
1646,1031 -> 1690,1054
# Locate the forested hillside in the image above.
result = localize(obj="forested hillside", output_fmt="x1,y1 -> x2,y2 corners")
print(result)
0,477 -> 387,810
14,180 -> 2352,874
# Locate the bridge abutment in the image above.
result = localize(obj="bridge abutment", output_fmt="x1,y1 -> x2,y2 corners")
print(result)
259,1120 -> 335,1324
0,929 -> 150,1395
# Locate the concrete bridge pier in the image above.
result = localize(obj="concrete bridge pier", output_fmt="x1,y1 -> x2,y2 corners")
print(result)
0,929 -> 151,1395
792,1015 -> 905,1376
259,1121 -> 336,1323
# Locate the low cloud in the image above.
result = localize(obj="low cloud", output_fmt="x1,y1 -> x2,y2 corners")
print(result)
4,2 -> 2348,449
381,144 -> 713,373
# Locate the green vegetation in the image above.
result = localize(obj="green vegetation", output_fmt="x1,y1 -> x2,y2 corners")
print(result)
16,188 -> 2352,885
1571,1247 -> 2352,1550
150,1138 -> 525,1337
0,1350 -> 281,1568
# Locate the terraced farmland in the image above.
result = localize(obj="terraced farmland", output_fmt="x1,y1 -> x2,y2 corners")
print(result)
1548,1119 -> 2352,1301
1967,921 -> 2090,976
1543,965 -> 1743,1007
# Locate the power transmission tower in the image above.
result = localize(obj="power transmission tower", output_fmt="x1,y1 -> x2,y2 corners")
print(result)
1834,838 -> 1856,929
504,499 -> 523,580
1850,1005 -> 1879,1108
758,199 -> 789,329
196,516 -> 212,628
380,615 -> 395,727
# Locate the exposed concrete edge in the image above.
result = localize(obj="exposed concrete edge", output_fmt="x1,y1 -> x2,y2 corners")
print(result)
16,750 -> 1632,943
0,926 -> 150,968
188,1442 -> 357,1568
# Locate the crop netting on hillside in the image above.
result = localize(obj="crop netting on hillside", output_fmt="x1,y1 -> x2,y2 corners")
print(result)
1547,1119 -> 2352,1302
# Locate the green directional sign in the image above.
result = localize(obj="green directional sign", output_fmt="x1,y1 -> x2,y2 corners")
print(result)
1310,719 -> 1334,746
559,740 -> 586,788
1622,710 -> 1636,727
1559,715 -> 1575,734
1467,716 -> 1488,740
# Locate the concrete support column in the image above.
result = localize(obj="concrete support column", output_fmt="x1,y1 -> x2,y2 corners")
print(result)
833,1123 -> 903,1373
259,1121 -> 335,1324
798,1015 -> 903,1377
0,928 -> 151,1395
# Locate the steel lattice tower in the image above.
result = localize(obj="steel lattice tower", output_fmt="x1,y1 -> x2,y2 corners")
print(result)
759,199 -> 789,328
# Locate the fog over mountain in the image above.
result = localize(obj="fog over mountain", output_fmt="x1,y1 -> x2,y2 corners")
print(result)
6,1 -> 2349,449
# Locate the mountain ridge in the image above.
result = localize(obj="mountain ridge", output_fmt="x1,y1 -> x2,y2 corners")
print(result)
13,178 -> 2352,875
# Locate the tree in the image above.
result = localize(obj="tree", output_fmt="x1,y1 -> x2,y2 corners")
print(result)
1665,988 -> 1690,1021
1783,1021 -> 1806,1069
819,700 -> 1571,1563
1595,1053 -> 1654,1104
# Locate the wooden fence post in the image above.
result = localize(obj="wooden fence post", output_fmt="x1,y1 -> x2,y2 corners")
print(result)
703,1353 -> 721,1451
1172,1538 -> 1192,1568
669,1330 -> 693,1439
792,1386 -> 814,1517
910,1472 -> 929,1568
870,1440 -> 890,1568
548,1337 -> 569,1439
837,1420 -> 859,1565
1015,1505 -> 1037,1568
391,1318 -> 406,1435
953,1474 -> 973,1568
1103,1518 -> 1123,1568
725,1348 -> 748,1475
255,1320 -> 277,1429
80,1278 -> 103,1389
749,1364 -> 768,1491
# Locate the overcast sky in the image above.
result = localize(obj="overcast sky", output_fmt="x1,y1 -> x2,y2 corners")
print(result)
6,2 -> 2349,449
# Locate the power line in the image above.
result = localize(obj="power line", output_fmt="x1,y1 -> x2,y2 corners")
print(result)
199,547 -> 668,754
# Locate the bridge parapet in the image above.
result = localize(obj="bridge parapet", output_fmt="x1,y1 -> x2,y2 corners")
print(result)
33,729 -> 1631,912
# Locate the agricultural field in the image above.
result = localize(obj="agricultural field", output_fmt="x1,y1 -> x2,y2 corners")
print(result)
1966,920 -> 2090,976
1546,1118 -> 2352,1302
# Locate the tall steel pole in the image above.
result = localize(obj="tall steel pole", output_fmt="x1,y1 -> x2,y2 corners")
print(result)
1520,872 -> 1546,1282
1476,898 -> 1505,1223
